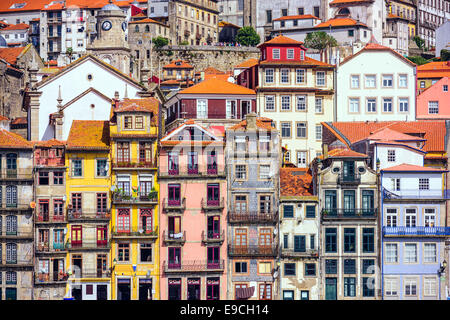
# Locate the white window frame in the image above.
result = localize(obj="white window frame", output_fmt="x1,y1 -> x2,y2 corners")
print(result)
265,95 -> 275,111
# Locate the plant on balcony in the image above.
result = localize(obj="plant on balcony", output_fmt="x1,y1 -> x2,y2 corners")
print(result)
148,188 -> 158,200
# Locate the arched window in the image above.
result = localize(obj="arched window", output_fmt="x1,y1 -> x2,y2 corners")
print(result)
135,25 -> 139,32
145,25 -> 150,32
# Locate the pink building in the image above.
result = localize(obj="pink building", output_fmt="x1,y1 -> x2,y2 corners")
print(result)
417,77 -> 450,119
158,121 -> 227,300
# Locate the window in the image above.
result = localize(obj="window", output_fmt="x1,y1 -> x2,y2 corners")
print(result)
444,85 -> 448,92
265,69 -> 274,83
117,208 -> 130,232
96,159 -> 108,177
362,228 -> 374,253
344,228 -> 356,253
259,283 -> 272,300
283,205 -> 294,218
124,116 -> 133,129
383,98 -> 393,112
258,262 -> 271,274
297,151 -> 306,167
284,263 -> 296,276
296,95 -> 306,111
305,263 -> 316,276
365,75 -> 376,88
315,124 -> 322,140
283,290 -> 294,300
404,280 -> 417,296
287,49 -> 294,59
424,277 -> 436,296
362,277 -> 375,297
259,165 -> 270,180
196,99 -> 207,119
72,159 -> 82,177
428,101 -> 439,114
316,71 -> 325,86
96,193 -> 107,214
280,69 -> 289,83
265,96 -> 275,111
385,244 -> 398,263
281,122 -> 291,138
382,74 -> 393,87
348,30 -> 354,37
366,98 -> 376,112
266,10 -> 272,23
296,69 -> 305,83
53,171 -> 63,185
315,97 -> 323,113
296,122 -> 306,138
39,171 -> 49,185
284,151 -> 290,163
344,259 -> 356,274
399,98 -> 409,112
424,243 -> 437,263
135,116 -> 144,129
294,235 -> 306,252
349,98 -> 359,113
424,208 -> 436,227
71,193 -> 82,213
118,243 -> 130,262
325,228 -> 337,253
350,75 -> 360,88
140,243 -> 152,262
419,178 -> 429,190
387,150 -> 395,162
405,208 -> 416,227
235,261 -> 247,273
420,81 -> 425,88
281,96 -> 291,110
235,165 -> 246,180
235,137 -> 246,152
386,208 -> 397,227
6,271 -> 16,285
404,244 -> 417,263
305,205 -> 315,218
6,185 -> 17,207
272,49 -> 280,59
139,142 -> 152,164
362,259 -> 375,274
399,74 -> 407,88
344,278 -> 356,297
325,259 -> 337,274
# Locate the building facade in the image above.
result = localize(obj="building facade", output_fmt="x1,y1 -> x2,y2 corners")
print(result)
417,77 -> 450,120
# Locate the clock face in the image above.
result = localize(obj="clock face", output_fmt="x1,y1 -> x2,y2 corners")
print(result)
102,20 -> 112,31
122,22 -> 127,31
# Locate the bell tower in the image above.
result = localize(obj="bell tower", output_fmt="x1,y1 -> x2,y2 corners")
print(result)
87,0 -> 131,74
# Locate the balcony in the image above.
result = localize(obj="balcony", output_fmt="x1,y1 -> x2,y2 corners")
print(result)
36,213 -> 66,223
383,226 -> 450,237
0,201 -> 32,211
337,173 -> 361,185
228,211 -> 278,224
321,208 -> 377,220
36,242 -> 66,253
66,240 -> 110,251
159,167 -> 226,178
112,158 -> 157,170
47,17 -> 62,23
383,188 -> 450,200
187,165 -> 199,175
47,32 -> 62,38
35,157 -> 65,167
207,164 -> 218,175
162,230 -> 186,245
228,244 -> 278,257
67,209 -> 111,221
162,198 -> 186,212
112,191 -> 158,204
48,46 -> 61,53
201,197 -> 225,211
68,268 -> 111,279
1,258 -> 33,267
112,226 -> 158,239
281,248 -> 319,258
0,230 -> 33,239
35,272 -> 68,284
163,259 -> 225,273
201,230 -> 225,244
0,169 -> 33,180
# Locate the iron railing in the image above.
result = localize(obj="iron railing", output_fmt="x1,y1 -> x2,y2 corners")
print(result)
201,197 -> 225,210
228,244 -> 278,257
112,158 -> 157,169
68,268 -> 111,279
201,230 -> 225,243
0,169 -> 33,179
163,259 -> 225,273
112,226 -> 158,238
0,230 -> 33,238
321,208 -> 377,219
337,173 -> 361,184
67,209 -> 111,221
162,197 -> 186,212
112,192 -> 158,203
281,248 -> 319,257
36,214 -> 66,223
383,226 -> 450,237
162,230 -> 186,244
35,272 -> 68,284
65,240 -> 110,250
228,211 -> 278,223
383,188 -> 450,200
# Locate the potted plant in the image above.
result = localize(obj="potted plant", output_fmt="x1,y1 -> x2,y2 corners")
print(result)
148,187 -> 158,201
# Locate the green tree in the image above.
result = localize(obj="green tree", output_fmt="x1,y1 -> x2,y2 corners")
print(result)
413,36 -> 425,50
235,26 -> 260,46
304,31 -> 337,62
441,49 -> 450,61
406,55 -> 428,65
152,36 -> 169,49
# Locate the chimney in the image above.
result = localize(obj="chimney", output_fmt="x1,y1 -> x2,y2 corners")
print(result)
246,112 -> 257,130
114,91 -> 120,100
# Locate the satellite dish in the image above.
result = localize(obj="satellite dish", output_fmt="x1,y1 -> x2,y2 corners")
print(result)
227,76 -> 235,83
273,271 -> 279,279
105,163 -> 109,172
62,195 -> 67,202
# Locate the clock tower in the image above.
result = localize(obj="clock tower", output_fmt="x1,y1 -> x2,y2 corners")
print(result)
87,0 -> 131,75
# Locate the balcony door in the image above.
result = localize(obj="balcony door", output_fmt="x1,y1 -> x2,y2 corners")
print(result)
117,209 -> 130,232
117,142 -> 130,163
235,228 -> 247,254
324,190 -> 337,215
362,190 -> 374,215
96,225 -> 107,247
207,151 -> 217,174
343,161 -> 355,181
97,254 -> 107,278
188,152 -> 198,174
168,247 -> 181,269
168,216 -> 181,238
207,216 -> 220,239
207,247 -> 220,269
168,152 -> 179,174
259,228 -> 272,254
207,184 -> 220,206
343,190 -> 356,215
71,225 -> 82,247
168,184 -> 181,205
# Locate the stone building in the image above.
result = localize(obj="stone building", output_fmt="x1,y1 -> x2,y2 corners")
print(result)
417,0 -> 450,50
317,147 -> 379,300
65,120 -> 111,300
148,0 -> 219,45
279,167 -> 319,300
225,113 -> 281,300
33,139 -> 68,300
0,128 -> 34,300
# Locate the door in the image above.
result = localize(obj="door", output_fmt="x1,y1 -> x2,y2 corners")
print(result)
168,247 -> 181,269
343,161 -> 355,181
71,225 -> 82,248
140,209 -> 152,233
97,226 -> 107,247
168,279 -> 181,300
325,278 -> 337,300
324,190 -> 337,215
168,184 -> 181,205
168,152 -> 179,174
187,278 -> 201,300
117,142 -> 130,163
97,254 -> 107,277
117,209 -> 130,232
207,151 -> 217,174
117,279 -> 131,301
72,254 -> 82,277
226,100 -> 237,119
139,279 -> 152,300
259,228 -> 272,254
235,228 -> 247,254
97,285 -> 108,300
207,247 -> 220,269
207,184 -> 220,206
168,216 -> 181,239
343,190 -> 356,215
207,216 -> 220,239
362,190 -> 374,215
207,278 -> 220,300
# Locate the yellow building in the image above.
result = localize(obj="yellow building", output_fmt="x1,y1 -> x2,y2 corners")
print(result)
64,120 -> 112,300
388,0 -> 416,37
109,98 -> 161,300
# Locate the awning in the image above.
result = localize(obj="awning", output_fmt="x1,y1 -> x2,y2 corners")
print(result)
235,286 -> 255,299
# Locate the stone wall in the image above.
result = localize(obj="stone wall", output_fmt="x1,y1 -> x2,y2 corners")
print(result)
143,45 -> 260,77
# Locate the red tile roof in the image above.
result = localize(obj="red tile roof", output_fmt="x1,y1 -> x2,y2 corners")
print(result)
273,14 -> 319,21
34,139 -> 66,147
0,115 -> 9,121
0,128 -> 32,148
235,58 -> 259,69
280,168 -> 314,197
258,35 -> 304,47
330,0 -> 374,5
260,55 -> 335,67
128,18 -> 161,25
1,23 -> 29,30
314,17 -> 366,28
163,59 -> 193,69
0,46 -> 27,65
417,61 -> 450,79
382,163 -> 446,172
324,121 -> 446,152
327,148 -> 368,158
228,116 -> 275,131
67,120 -> 110,151
179,78 -> 255,95
11,116 -> 26,125
114,98 -> 159,114
366,127 -> 425,142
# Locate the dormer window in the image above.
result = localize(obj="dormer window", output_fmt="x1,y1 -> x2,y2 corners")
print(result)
287,49 -> 294,59
124,116 -> 132,129
272,48 -> 280,59
300,50 -> 305,60
135,116 -> 144,129
175,61 -> 182,66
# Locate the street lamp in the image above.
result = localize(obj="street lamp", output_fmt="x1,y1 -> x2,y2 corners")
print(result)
439,260 -> 447,276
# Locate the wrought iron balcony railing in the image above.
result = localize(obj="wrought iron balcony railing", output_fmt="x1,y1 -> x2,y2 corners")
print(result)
228,244 -> 278,257
228,210 -> 278,223
0,169 -> 33,180
36,242 -> 66,253
36,213 -> 66,223
201,197 -> 225,210
162,230 -> 186,244
0,230 -> 33,238
162,197 -> 186,212
66,240 -> 110,250
321,208 -> 377,219
112,192 -> 158,203
383,226 -> 450,237
201,230 -> 225,244
112,226 -> 158,238
281,248 -> 319,258
67,209 -> 111,221
383,188 -> 450,200
337,173 -> 361,184
35,272 -> 68,284
68,268 -> 111,279
112,158 -> 157,169
163,259 -> 225,273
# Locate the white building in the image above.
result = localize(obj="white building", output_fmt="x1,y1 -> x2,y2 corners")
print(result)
0,23 -> 29,47
25,54 -> 149,141
436,20 -> 450,56
382,14 -> 409,57
336,38 -> 417,122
